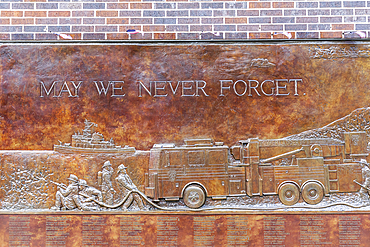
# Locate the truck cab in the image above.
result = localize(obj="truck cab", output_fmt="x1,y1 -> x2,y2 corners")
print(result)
145,139 -> 245,208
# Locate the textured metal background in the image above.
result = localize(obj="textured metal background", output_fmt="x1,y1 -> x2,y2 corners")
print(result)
2,42 -> 369,151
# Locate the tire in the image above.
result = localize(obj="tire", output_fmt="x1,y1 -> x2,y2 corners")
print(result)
301,182 -> 324,205
278,183 -> 300,206
183,185 -> 206,209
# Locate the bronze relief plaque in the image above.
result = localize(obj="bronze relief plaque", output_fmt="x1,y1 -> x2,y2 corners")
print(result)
1,41 -> 370,246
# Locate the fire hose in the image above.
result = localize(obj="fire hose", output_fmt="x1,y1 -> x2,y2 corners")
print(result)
79,189 -> 368,212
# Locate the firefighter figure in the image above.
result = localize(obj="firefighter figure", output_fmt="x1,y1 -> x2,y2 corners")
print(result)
116,164 -> 145,210
52,174 -> 80,210
98,161 -> 115,205
77,179 -> 103,211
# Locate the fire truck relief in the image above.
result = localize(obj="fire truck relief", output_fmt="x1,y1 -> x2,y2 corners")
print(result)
1,107 -> 370,212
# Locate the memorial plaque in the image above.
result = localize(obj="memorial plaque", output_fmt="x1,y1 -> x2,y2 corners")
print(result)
2,41 -> 370,246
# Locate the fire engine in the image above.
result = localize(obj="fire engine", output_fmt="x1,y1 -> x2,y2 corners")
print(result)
144,132 -> 367,208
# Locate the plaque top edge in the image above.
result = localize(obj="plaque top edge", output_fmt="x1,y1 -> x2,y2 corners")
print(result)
0,38 -> 369,46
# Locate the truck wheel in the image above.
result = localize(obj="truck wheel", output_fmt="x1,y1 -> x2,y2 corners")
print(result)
183,185 -> 206,209
279,183 -> 300,206
302,182 -> 324,205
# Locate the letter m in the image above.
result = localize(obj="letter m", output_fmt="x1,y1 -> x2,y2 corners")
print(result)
40,81 -> 57,97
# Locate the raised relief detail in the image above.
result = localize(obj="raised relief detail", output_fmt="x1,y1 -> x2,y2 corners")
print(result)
2,108 -> 370,212
78,179 -> 103,211
48,161 -> 149,212
214,49 -> 275,74
286,107 -> 370,142
54,119 -> 135,154
52,174 -> 80,211
98,161 -> 115,205
0,168 -> 53,210
309,46 -> 370,59
116,164 -> 145,211
144,135 -> 365,209
250,58 -> 275,68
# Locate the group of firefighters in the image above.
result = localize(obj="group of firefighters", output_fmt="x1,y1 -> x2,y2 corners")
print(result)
51,159 -> 370,211
51,161 -> 145,211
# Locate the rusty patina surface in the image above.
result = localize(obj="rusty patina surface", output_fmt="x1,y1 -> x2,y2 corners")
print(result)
2,42 -> 370,246
1,42 -> 370,151
1,213 -> 370,246
0,42 -> 370,210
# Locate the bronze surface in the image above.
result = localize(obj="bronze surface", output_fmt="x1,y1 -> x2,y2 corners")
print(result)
2,42 -> 370,246
1,42 -> 370,151
1,213 -> 370,247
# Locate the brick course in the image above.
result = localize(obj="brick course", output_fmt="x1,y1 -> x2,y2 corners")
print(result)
1,0 -> 370,40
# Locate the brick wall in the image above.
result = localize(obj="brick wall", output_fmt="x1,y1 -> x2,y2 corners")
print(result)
0,1 -> 369,40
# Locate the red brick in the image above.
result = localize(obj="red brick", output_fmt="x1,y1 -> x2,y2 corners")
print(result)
49,11 -> 70,17
35,33 -> 57,40
237,10 -> 259,16
36,18 -> 57,24
107,18 -> 129,24
1,11 -> 23,17
72,11 -> 94,17
154,33 -> 176,39
107,3 -> 128,9
70,33 -> 82,40
249,2 -> 271,8
72,26 -> 94,32
0,18 -> 10,25
296,17 -> 318,23
83,33 -> 105,40
272,2 -> 294,8
143,25 -> 166,32
96,11 -> 118,17
273,32 -> 296,39
190,25 -> 211,32
130,3 -> 152,9
11,18 -> 34,25
10,34 -> 30,40
95,25 -> 117,32
130,18 -> 152,24
225,18 -> 248,24
296,32 -> 319,39
60,18 -> 81,25
262,25 -> 284,32
261,10 -> 282,16
332,24 -> 354,31
130,33 -> 152,40
0,33 -> 10,40
249,32 -> 272,39
237,25 -> 259,32
25,11 -> 47,17
320,32 -> 342,39
107,33 -> 129,40
119,26 -> 141,32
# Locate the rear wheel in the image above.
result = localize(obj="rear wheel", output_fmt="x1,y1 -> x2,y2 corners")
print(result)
302,182 -> 324,205
183,185 -> 206,209
279,183 -> 300,206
